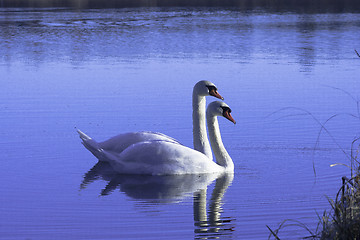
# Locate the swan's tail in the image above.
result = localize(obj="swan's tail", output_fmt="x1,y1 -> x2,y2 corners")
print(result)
76,128 -> 104,159
76,128 -> 119,163
77,128 -> 92,141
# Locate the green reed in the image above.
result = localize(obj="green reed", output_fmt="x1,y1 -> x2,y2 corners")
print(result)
318,137 -> 360,239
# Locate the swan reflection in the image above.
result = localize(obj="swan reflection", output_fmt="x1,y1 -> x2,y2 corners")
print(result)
194,173 -> 235,239
81,161 -> 220,200
81,162 -> 235,237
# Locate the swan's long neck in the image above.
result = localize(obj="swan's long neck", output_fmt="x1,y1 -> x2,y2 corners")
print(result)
193,92 -> 213,161
206,113 -> 234,171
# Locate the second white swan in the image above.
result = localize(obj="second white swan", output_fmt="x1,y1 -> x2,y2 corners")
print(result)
79,101 -> 235,175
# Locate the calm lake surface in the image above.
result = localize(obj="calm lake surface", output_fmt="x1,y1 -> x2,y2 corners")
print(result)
1,7 -> 360,239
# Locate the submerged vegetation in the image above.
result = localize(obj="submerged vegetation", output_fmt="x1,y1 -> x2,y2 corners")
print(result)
268,51 -> 360,239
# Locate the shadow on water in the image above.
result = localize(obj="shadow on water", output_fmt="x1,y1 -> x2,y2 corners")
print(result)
81,161 -> 235,238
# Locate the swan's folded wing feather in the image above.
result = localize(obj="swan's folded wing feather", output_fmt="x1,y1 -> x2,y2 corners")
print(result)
99,131 -> 181,154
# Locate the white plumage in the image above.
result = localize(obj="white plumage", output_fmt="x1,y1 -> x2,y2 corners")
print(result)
77,81 -> 235,175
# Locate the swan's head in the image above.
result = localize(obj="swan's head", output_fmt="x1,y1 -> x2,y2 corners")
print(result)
207,101 -> 236,124
194,80 -> 224,100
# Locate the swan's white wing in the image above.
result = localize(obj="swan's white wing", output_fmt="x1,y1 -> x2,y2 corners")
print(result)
107,140 -> 223,175
99,131 -> 181,153
77,129 -> 182,162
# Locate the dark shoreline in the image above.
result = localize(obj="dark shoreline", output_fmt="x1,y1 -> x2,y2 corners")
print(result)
1,0 -> 360,12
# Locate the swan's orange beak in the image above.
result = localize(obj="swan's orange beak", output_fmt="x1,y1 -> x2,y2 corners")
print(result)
224,111 -> 236,124
209,89 -> 224,100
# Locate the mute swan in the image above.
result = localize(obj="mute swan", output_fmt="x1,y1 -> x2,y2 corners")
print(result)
77,80 -> 223,160
79,101 -> 235,175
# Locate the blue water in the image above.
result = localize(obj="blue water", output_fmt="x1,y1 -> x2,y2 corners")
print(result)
1,8 -> 360,239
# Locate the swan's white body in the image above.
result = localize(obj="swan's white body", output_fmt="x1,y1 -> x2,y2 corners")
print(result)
78,80 -> 222,161
103,140 -> 224,175
78,101 -> 235,175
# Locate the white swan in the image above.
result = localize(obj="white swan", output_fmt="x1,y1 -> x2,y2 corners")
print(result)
77,80 -> 223,160
81,101 -> 235,175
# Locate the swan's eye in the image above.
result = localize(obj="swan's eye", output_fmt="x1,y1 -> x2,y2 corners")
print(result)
206,85 -> 217,92
221,107 -> 231,114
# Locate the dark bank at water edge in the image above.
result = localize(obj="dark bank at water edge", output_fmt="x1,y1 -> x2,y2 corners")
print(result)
1,0 -> 360,13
